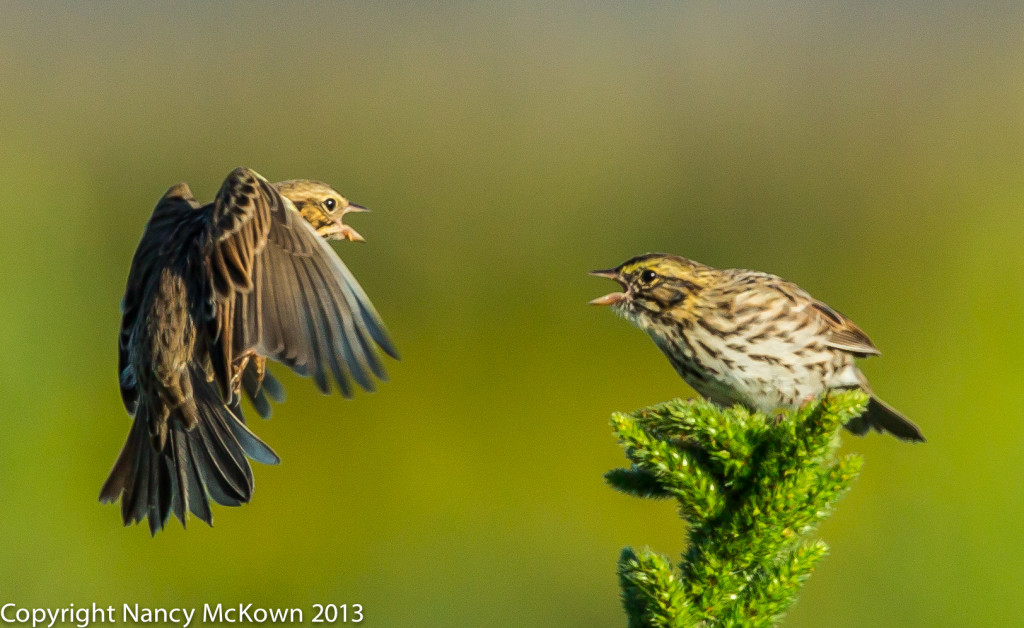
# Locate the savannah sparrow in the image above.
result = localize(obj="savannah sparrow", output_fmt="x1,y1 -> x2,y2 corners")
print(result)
590,253 -> 924,442
101,167 -> 399,534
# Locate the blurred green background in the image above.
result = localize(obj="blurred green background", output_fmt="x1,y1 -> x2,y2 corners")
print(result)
1,2 -> 1021,626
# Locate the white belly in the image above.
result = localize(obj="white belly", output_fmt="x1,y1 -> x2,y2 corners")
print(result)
652,326 -> 861,412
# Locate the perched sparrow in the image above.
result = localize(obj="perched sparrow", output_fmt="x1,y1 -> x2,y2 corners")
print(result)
101,167 -> 399,534
590,253 -> 924,442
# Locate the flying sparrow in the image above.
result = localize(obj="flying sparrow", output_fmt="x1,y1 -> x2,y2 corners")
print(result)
101,167 -> 399,534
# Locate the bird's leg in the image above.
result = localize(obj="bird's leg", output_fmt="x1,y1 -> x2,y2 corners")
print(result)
798,393 -> 819,409
230,351 -> 256,395
251,355 -> 268,392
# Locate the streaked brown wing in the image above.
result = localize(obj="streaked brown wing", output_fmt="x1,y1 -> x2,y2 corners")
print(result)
205,168 -> 398,402
762,275 -> 880,357
119,183 -> 200,415
809,300 -> 880,357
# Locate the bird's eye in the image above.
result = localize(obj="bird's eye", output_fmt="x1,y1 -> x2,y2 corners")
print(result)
324,198 -> 337,211
639,270 -> 657,284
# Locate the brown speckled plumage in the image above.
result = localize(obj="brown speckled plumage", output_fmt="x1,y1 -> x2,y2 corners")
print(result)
591,253 -> 924,442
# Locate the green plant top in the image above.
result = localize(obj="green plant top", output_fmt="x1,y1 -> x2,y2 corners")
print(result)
608,390 -> 868,627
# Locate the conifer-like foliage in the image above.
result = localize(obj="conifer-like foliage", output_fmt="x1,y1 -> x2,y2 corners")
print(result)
608,390 -> 868,627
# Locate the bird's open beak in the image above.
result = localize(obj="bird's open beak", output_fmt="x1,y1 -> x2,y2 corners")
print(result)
588,268 -> 628,306
329,202 -> 369,242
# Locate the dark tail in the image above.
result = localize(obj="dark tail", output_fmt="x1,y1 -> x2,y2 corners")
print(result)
99,369 -> 280,535
844,395 -> 925,443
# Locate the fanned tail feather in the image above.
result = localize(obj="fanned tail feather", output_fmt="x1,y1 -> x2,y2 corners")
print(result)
99,367 -> 280,535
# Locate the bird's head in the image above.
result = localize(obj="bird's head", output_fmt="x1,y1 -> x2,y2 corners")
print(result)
589,253 -> 711,329
274,179 -> 370,242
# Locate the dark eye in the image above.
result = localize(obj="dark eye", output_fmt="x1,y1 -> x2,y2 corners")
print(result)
324,198 -> 337,211
639,270 -> 657,284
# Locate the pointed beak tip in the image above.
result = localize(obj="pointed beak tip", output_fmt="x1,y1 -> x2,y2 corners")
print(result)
589,268 -> 617,278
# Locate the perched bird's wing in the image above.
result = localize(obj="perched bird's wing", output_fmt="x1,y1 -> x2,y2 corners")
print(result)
204,167 -> 397,400
808,300 -> 880,357
758,276 -> 880,357
118,183 -> 200,415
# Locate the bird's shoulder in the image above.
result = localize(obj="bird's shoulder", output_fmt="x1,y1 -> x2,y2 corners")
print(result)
122,182 -> 205,306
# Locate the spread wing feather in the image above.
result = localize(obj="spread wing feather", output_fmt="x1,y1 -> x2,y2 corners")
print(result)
203,167 -> 396,402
